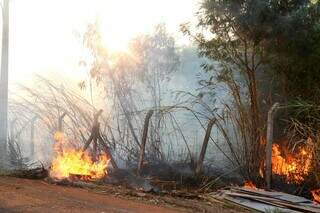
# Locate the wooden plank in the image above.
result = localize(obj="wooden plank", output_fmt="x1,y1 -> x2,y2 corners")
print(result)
211,187 -> 320,213
224,195 -> 299,213
233,187 -> 316,204
226,192 -> 320,212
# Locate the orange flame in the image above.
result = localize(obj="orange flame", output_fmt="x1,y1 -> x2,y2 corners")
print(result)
311,189 -> 320,203
244,181 -> 257,189
50,132 -> 109,180
272,144 -> 312,183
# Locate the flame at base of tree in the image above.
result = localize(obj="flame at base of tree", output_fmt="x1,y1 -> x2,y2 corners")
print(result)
50,132 -> 109,180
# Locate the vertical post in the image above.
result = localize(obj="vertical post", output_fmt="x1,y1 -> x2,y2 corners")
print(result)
137,110 -> 153,175
196,118 -> 216,175
265,103 -> 279,190
82,110 -> 104,163
0,0 -> 10,166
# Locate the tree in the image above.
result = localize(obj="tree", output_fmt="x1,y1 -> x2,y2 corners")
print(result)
129,24 -> 180,160
0,0 -> 9,166
82,23 -> 180,160
83,22 -> 143,152
265,1 -> 320,102
130,24 -> 180,109
184,0 -> 320,180
183,0 -> 271,179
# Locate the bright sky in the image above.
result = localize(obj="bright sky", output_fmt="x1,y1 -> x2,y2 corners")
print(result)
8,0 -> 200,84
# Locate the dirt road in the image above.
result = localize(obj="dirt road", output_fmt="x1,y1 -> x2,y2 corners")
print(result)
0,177 -> 183,213
0,176 -> 244,213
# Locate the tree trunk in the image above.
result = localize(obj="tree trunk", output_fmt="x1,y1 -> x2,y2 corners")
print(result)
247,68 -> 262,178
0,0 -> 10,165
248,69 -> 260,142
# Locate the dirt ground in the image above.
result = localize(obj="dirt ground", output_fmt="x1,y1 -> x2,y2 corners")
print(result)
0,176 -> 245,213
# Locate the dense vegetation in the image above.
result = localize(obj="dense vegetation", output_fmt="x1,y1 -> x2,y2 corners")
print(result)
1,0 -> 320,193
182,0 -> 320,180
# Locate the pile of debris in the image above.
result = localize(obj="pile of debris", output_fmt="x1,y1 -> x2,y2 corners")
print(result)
9,166 -> 48,180
209,186 -> 320,212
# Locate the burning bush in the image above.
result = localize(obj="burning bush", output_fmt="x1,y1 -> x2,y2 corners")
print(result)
50,149 -> 109,180
271,143 -> 312,184
50,132 -> 109,181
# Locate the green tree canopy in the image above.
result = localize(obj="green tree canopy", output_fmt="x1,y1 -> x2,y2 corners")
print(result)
183,0 -> 320,179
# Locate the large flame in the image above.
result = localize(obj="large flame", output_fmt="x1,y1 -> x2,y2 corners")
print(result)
272,144 -> 312,183
50,132 -> 109,180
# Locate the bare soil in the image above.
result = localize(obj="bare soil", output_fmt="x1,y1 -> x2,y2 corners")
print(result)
0,176 -> 245,213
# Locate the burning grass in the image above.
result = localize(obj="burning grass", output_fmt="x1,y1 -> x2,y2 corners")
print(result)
311,189 -> 320,203
271,143 -> 312,184
243,181 -> 257,189
50,149 -> 109,180
240,138 -> 319,203
261,139 -> 320,203
50,132 -> 110,181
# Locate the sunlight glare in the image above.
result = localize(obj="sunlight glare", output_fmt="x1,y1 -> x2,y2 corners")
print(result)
10,0 -> 198,82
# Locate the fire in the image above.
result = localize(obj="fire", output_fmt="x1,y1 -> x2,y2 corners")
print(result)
311,189 -> 320,203
244,181 -> 257,189
50,150 -> 109,180
50,132 -> 109,180
272,144 -> 312,183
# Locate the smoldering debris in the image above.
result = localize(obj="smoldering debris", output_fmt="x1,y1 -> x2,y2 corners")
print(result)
9,165 -> 48,180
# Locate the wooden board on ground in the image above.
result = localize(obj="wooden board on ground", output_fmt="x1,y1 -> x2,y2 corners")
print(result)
210,186 -> 320,213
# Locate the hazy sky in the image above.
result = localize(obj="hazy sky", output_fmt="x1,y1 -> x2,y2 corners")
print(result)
8,0 -> 200,83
